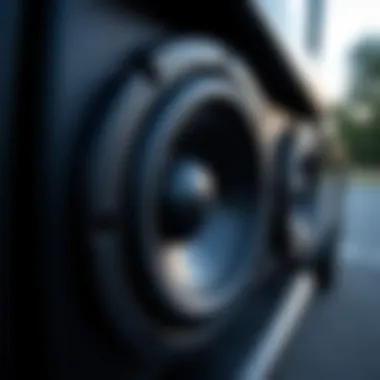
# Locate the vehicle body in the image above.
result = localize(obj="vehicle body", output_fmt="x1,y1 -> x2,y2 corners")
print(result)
1,0 -> 345,379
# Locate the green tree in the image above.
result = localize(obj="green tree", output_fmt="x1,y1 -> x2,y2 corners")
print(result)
336,36 -> 380,168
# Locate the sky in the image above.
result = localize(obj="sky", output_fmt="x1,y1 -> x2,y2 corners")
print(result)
321,0 -> 380,100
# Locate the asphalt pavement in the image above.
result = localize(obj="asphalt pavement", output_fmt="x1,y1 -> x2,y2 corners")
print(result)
274,183 -> 380,380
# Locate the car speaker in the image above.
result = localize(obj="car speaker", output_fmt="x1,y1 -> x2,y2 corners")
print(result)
72,37 -> 272,360
270,124 -> 343,290
270,126 -> 319,263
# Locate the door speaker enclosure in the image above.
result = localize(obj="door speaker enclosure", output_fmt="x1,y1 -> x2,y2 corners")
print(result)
74,37 -> 272,359
270,127 -> 319,265
270,125 -> 343,289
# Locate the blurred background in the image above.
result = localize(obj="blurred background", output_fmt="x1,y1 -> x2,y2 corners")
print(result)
325,0 -> 380,178
256,1 -> 380,379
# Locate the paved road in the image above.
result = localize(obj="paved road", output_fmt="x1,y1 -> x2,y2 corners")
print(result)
340,185 -> 380,267
274,184 -> 380,380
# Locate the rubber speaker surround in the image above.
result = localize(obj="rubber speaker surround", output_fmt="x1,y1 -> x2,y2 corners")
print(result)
78,36 -> 272,358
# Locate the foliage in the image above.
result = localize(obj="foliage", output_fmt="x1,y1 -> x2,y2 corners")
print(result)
335,104 -> 380,167
335,36 -> 380,168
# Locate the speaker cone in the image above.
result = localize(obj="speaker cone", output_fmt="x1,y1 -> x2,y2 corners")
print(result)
133,84 -> 261,321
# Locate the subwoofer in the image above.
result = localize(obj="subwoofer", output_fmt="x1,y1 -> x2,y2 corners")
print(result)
74,37 -> 271,359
